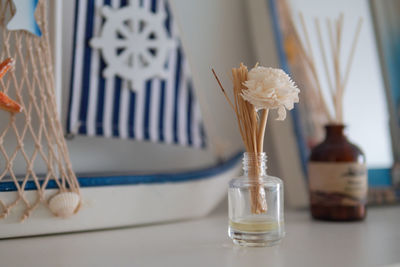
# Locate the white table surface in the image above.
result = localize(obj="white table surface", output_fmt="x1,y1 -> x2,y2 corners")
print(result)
0,206 -> 399,267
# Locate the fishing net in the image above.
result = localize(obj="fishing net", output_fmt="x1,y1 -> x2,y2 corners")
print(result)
0,0 -> 80,221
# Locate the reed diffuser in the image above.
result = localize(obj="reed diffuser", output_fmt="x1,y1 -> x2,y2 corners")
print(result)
294,13 -> 368,221
213,63 -> 299,246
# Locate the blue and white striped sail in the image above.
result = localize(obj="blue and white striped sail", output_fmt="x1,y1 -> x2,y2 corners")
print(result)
67,0 -> 206,148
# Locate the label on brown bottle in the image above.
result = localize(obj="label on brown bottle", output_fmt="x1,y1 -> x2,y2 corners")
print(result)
308,162 -> 368,206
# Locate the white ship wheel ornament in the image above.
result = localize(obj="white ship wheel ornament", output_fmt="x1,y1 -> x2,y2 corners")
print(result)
90,0 -> 174,91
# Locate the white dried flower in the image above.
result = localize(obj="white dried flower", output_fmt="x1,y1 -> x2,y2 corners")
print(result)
242,66 -> 300,120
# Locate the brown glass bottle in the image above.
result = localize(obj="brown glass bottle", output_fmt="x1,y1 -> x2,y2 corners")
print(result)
308,124 -> 367,221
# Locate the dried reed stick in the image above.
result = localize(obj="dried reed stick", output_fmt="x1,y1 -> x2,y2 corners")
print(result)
334,14 -> 344,122
213,64 -> 268,214
315,18 -> 334,98
212,69 -> 235,111
299,13 -> 315,66
299,13 -> 333,122
341,18 -> 363,93
257,109 -> 269,153
326,18 -> 338,110
294,13 -> 363,124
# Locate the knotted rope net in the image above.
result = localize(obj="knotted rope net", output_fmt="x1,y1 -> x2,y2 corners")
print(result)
0,0 -> 80,221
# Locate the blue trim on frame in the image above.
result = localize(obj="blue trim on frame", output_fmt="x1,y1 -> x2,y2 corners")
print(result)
0,152 -> 243,192
267,0 -> 308,176
368,168 -> 392,187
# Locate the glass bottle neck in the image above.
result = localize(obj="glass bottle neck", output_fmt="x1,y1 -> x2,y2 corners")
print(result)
243,152 -> 267,177
324,124 -> 347,142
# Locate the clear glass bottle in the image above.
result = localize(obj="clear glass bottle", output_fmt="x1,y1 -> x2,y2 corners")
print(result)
228,152 -> 285,247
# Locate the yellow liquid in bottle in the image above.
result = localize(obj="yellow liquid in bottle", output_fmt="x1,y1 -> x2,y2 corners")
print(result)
229,219 -> 282,232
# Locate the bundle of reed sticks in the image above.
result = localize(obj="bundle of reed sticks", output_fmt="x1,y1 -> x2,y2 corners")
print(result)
294,13 -> 363,123
212,64 -> 268,214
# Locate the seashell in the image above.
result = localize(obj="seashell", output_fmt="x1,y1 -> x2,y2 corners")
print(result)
49,192 -> 81,218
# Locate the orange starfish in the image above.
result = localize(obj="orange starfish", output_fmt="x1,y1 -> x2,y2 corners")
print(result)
0,58 -> 22,113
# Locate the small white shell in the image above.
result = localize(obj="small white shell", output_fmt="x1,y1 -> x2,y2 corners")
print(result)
49,192 -> 81,218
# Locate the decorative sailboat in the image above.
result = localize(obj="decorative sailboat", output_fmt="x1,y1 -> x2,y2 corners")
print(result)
0,0 -> 242,238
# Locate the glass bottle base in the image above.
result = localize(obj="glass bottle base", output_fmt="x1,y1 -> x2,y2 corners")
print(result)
310,204 -> 366,221
228,226 -> 284,247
